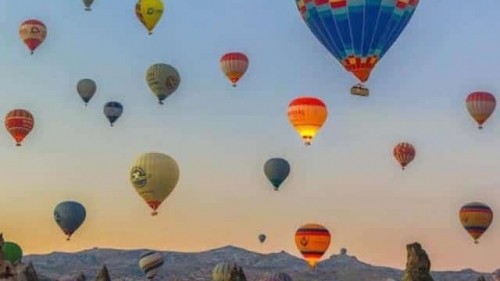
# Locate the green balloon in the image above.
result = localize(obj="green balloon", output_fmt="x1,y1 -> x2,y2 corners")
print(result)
3,242 -> 23,264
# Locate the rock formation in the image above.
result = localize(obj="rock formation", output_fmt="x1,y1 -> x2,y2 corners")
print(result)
95,266 -> 110,281
476,275 -> 486,281
229,265 -> 246,281
402,242 -> 434,281
0,233 -> 39,281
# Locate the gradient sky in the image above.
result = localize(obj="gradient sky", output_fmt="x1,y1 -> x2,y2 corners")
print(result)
0,0 -> 499,273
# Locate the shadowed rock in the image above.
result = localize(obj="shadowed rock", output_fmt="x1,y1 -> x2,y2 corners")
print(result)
402,243 -> 434,281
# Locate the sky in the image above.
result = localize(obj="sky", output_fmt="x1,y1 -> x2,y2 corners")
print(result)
0,0 -> 499,273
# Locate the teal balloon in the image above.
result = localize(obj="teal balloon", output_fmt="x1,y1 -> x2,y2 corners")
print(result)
264,158 -> 290,191
54,201 -> 86,241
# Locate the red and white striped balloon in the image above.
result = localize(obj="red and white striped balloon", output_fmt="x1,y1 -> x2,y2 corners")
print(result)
220,52 -> 249,87
5,109 -> 35,146
393,142 -> 415,170
466,91 -> 496,129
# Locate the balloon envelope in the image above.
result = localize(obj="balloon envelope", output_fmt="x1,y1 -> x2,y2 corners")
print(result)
5,109 -> 34,146
288,97 -> 327,146
2,242 -> 23,264
393,142 -> 415,170
258,234 -> 266,243
103,102 -> 123,126
220,52 -> 249,87
294,0 -> 419,89
212,262 -> 240,281
146,63 -> 181,104
77,79 -> 97,105
139,251 -> 164,280
459,202 -> 493,244
54,201 -> 87,240
264,158 -> 290,190
130,152 -> 180,216
19,19 -> 47,54
466,91 -> 496,129
135,0 -> 164,35
295,223 -> 331,269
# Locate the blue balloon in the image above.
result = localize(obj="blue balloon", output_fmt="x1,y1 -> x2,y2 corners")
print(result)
103,101 -> 123,127
54,201 -> 86,241
264,158 -> 290,191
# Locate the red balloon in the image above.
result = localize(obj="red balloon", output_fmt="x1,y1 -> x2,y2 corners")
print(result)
393,142 -> 415,170
5,109 -> 34,146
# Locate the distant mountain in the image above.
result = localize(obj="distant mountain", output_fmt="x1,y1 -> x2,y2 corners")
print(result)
23,246 -> 496,281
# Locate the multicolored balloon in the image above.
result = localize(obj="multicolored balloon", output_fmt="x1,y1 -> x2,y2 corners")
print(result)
466,91 -> 496,129
135,0 -> 164,35
19,19 -> 47,55
103,102 -> 123,126
294,0 -> 419,96
5,109 -> 34,147
393,142 -> 415,170
220,52 -> 249,87
77,79 -> 97,106
264,158 -> 290,191
146,63 -> 181,105
288,97 -> 328,146
2,241 -> 23,264
139,251 -> 164,280
130,152 -> 180,216
258,234 -> 266,243
54,201 -> 87,241
83,0 -> 94,11
212,262 -> 240,281
459,202 -> 493,244
295,223 -> 331,270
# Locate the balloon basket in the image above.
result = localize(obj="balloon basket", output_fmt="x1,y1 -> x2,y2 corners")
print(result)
351,84 -> 369,97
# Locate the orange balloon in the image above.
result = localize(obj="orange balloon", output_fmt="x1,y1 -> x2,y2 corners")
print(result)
19,19 -> 47,55
287,97 -> 328,146
5,109 -> 34,146
295,223 -> 331,270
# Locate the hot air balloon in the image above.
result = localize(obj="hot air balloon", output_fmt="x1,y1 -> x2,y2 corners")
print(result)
19,19 -> 47,55
83,0 -> 94,11
264,158 -> 290,191
135,0 -> 164,35
212,262 -> 242,281
139,251 -> 164,280
2,241 -> 23,264
295,223 -> 331,270
54,201 -> 87,241
466,91 -> 496,129
103,102 -> 123,126
5,109 -> 34,147
393,142 -> 415,170
288,97 -> 328,146
220,52 -> 249,87
459,202 -> 493,244
77,79 -> 97,106
146,63 -> 181,105
258,234 -> 266,243
294,1 -> 419,96
130,152 -> 180,216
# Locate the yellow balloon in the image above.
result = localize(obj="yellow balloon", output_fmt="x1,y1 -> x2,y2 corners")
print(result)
287,97 -> 328,146
130,152 -> 180,216
135,0 -> 164,35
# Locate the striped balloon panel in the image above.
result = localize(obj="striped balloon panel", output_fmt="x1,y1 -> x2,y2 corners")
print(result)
19,19 -> 47,52
287,97 -> 327,143
294,223 -> 331,268
146,64 -> 180,101
53,201 -> 86,236
139,251 -> 164,279
466,92 -> 496,126
393,142 -> 415,167
5,109 -> 34,145
294,0 -> 419,82
103,102 -> 123,124
220,53 -> 249,84
212,262 -> 238,281
459,202 -> 493,241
